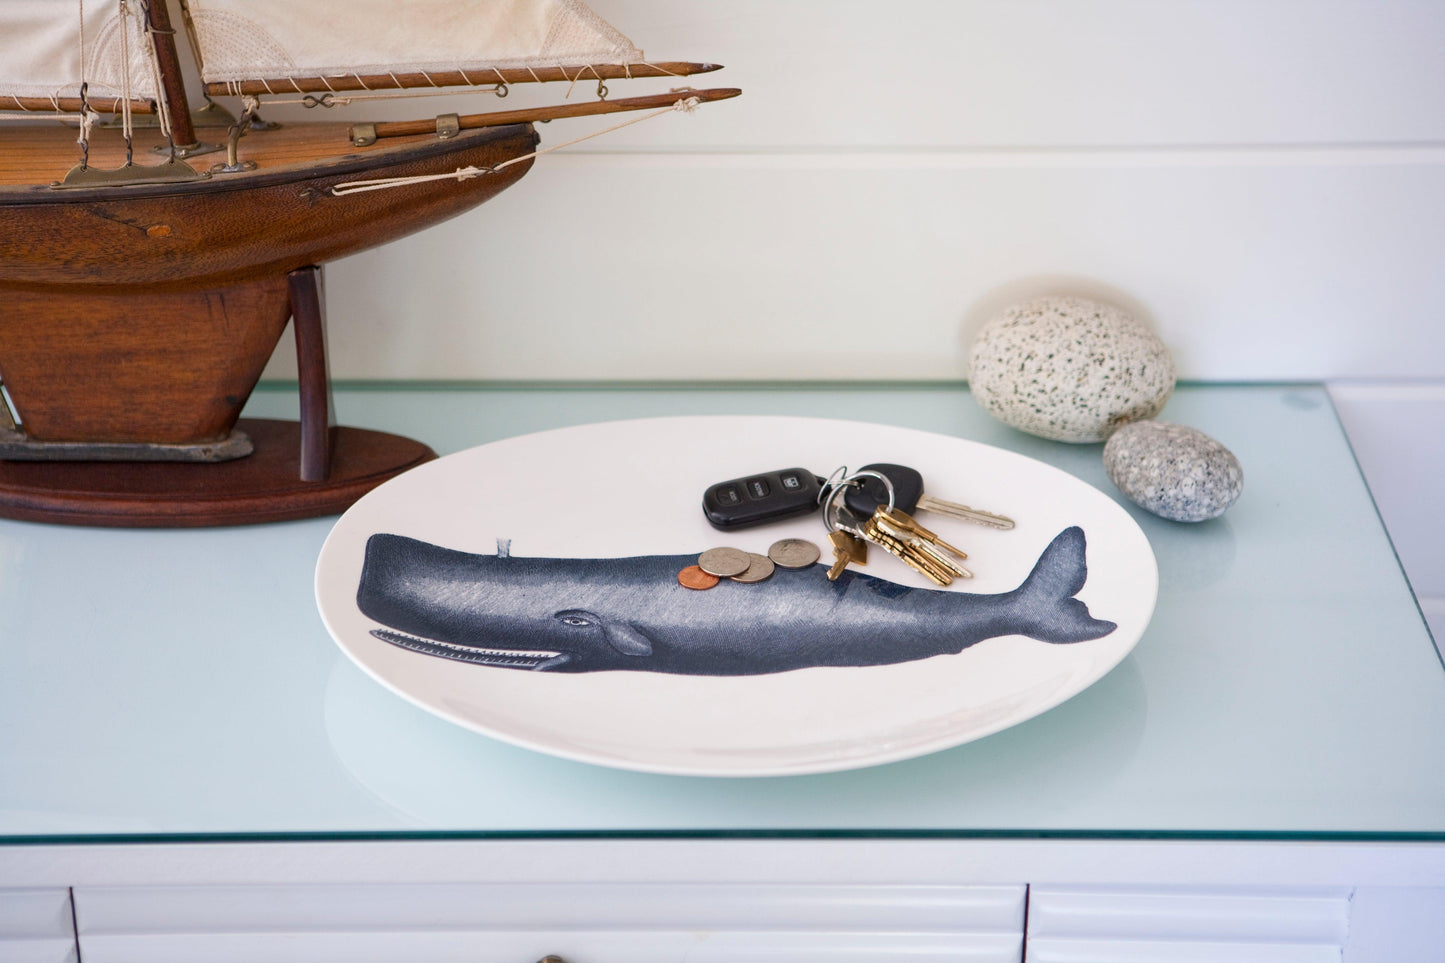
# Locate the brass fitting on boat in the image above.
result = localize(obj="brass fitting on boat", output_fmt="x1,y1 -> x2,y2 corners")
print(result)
211,99 -> 260,173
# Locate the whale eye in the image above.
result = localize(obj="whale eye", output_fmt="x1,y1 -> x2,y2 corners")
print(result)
554,610 -> 598,628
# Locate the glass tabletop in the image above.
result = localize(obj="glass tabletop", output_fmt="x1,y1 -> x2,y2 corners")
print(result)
1,383 -> 1441,843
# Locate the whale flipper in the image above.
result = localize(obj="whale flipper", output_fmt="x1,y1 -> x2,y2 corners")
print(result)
1005,526 -> 1117,644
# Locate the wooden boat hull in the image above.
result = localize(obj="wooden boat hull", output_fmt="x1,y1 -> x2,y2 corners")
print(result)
0,121 -> 537,290
0,277 -> 290,445
0,121 -> 537,525
0,122 -> 536,448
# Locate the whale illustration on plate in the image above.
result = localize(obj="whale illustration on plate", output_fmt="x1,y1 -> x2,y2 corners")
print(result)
355,526 -> 1117,676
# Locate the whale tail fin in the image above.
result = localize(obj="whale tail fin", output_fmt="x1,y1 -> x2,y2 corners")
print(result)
1008,527 -> 1117,644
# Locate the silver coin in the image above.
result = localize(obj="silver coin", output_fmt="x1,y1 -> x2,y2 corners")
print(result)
730,552 -> 775,583
768,538 -> 821,569
697,546 -> 750,577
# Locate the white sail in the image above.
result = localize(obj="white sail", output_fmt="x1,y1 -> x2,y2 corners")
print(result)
187,0 -> 645,88
0,0 -> 159,108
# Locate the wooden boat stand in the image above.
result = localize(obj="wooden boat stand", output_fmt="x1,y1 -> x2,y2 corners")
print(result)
0,266 -> 435,528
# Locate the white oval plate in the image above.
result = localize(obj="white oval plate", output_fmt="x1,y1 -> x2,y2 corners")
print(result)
316,416 -> 1157,777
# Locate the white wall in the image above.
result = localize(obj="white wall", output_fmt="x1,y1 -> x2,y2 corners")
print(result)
252,0 -> 1445,382
1330,381 -> 1445,648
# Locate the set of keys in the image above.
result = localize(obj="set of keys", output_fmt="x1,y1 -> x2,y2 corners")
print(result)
822,470 -> 974,586
701,462 -> 1015,587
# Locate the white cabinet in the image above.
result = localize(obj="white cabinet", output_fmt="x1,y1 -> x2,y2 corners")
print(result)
1026,886 -> 1351,963
6,840 -> 1444,963
0,889 -> 76,963
69,882 -> 1024,963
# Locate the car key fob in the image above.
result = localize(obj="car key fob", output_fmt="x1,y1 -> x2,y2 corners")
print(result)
702,468 -> 825,530
843,463 -> 925,517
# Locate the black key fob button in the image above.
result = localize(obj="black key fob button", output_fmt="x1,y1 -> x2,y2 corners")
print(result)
703,468 -> 824,530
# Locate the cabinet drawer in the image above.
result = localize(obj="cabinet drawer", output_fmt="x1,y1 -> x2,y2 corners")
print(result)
1026,886 -> 1350,963
0,889 -> 76,963
74,882 -> 1026,963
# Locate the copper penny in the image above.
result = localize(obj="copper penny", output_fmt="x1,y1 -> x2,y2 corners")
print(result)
677,565 -> 720,590
730,552 -> 775,583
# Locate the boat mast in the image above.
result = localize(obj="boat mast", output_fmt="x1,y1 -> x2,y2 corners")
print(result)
144,0 -> 196,149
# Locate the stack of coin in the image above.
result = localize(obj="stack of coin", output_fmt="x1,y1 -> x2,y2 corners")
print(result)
678,539 -> 822,589
730,553 -> 775,583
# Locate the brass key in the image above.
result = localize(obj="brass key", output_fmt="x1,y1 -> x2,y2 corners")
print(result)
863,507 -> 973,585
864,525 -> 953,585
822,470 -> 963,585
821,485 -> 873,581
826,529 -> 868,581
874,507 -> 972,575
863,519 -> 954,585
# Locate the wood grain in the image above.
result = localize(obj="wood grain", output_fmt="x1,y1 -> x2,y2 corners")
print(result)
0,123 -> 538,289
369,88 -> 741,140
0,419 -> 436,527
0,277 -> 291,444
204,62 -> 722,98
289,265 -> 334,482
3,96 -> 154,113
0,121 -> 534,492
144,0 -> 196,148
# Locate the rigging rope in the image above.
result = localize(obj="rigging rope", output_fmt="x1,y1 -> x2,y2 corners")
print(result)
327,95 -> 701,197
76,0 -> 92,166
117,0 -> 134,160
263,85 -> 508,109
141,0 -> 174,143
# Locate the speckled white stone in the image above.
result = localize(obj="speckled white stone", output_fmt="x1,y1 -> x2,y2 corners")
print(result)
968,296 -> 1175,443
1103,421 -> 1243,522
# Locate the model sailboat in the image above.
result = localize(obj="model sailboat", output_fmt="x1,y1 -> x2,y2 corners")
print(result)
0,0 -> 737,525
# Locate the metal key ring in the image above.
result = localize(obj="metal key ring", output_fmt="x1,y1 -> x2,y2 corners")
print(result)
816,465 -> 851,508
822,469 -> 895,533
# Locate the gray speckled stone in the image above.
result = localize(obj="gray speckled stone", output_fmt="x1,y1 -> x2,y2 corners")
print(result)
968,296 -> 1175,443
1103,421 -> 1243,522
